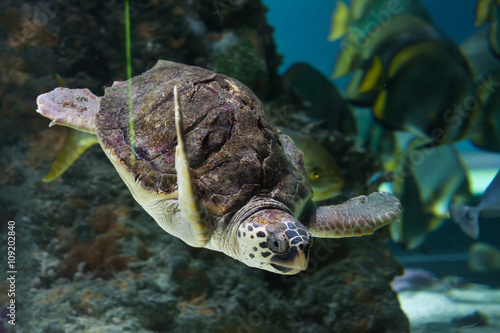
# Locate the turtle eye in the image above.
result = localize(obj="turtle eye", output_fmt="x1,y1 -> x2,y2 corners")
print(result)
268,233 -> 289,254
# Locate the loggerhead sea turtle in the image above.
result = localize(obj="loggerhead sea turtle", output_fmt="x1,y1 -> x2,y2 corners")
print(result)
36,60 -> 402,275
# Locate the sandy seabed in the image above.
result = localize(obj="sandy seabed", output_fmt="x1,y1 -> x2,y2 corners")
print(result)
399,284 -> 500,332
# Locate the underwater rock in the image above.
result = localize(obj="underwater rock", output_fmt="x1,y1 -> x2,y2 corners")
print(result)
25,127 -> 67,171
0,153 -> 25,186
62,204 -> 153,280
211,29 -> 270,99
0,0 -> 282,146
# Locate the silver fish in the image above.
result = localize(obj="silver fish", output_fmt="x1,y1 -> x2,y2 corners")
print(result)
450,169 -> 500,239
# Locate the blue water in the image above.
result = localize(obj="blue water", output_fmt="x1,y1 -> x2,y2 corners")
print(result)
263,0 -> 479,79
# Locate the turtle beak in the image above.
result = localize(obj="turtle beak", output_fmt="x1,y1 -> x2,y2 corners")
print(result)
270,238 -> 311,274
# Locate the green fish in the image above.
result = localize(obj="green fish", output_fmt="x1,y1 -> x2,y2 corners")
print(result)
280,128 -> 344,202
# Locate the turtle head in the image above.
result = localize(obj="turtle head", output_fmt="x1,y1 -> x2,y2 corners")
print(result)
236,209 -> 312,275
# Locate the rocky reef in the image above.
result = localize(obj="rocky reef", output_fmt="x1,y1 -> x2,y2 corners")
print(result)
0,0 -> 408,332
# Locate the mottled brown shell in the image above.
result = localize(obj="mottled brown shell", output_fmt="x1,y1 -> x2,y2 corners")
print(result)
95,60 -> 311,216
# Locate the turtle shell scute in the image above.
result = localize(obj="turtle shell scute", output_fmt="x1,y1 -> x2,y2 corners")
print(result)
96,60 -> 311,216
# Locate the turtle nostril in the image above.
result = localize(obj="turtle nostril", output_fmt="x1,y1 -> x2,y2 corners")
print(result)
298,242 -> 309,253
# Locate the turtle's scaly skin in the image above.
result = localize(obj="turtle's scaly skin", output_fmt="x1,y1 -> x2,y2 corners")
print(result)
36,60 -> 403,275
306,191 -> 402,237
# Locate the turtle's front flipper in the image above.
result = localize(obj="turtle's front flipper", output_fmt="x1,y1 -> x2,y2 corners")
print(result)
36,87 -> 100,134
306,192 -> 402,237
43,129 -> 99,182
174,86 -> 212,247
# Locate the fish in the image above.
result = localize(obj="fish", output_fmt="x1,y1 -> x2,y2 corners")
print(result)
460,28 -> 500,80
280,62 -> 356,135
329,0 -> 433,78
344,12 -> 464,98
280,128 -> 344,201
467,70 -> 500,153
391,268 -> 438,292
468,242 -> 500,272
330,0 -> 476,144
391,138 -> 471,249
344,14 -> 476,144
475,0 -> 500,58
406,142 -> 471,218
391,163 -> 431,249
459,30 -> 500,152
354,106 -> 398,170
450,169 -> 500,239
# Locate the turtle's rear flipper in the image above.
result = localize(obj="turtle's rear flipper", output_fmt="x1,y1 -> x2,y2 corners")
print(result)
174,86 -> 213,247
306,192 -> 402,238
36,87 -> 100,134
43,129 -> 99,182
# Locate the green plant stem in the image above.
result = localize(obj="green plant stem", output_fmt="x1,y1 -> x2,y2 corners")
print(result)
125,0 -> 135,164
